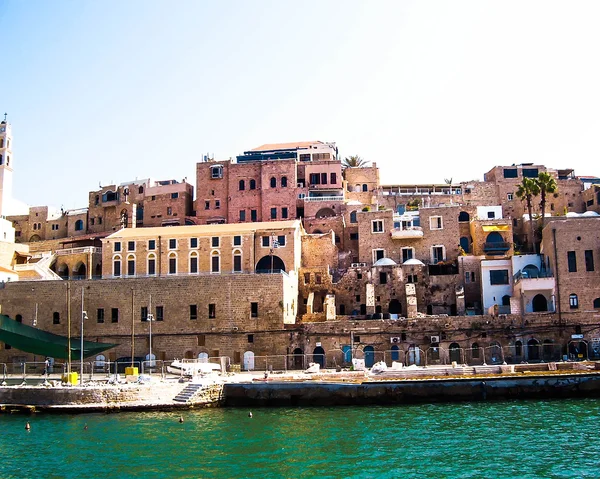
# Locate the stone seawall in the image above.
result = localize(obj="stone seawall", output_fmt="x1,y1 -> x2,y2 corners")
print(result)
223,373 -> 600,407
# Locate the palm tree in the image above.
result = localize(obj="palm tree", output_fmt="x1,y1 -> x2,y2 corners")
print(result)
516,177 -> 540,253
535,172 -> 558,229
342,155 -> 369,169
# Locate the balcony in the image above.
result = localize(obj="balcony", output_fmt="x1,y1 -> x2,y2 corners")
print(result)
390,226 -> 423,239
513,269 -> 555,293
428,260 -> 459,276
304,196 -> 344,202
483,241 -> 511,255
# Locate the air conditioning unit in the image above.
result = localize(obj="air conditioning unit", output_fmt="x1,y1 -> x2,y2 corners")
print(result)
351,262 -> 367,268
390,337 -> 401,344
430,335 -> 440,343
297,183 -> 304,188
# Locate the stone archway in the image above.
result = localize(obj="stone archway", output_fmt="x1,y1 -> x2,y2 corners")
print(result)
389,299 -> 402,315
255,255 -> 286,273
312,346 -> 325,368
315,207 -> 335,218
74,262 -> 86,279
243,351 -> 255,371
292,348 -> 304,370
527,339 -> 540,361
532,294 -> 548,312
449,343 -> 461,363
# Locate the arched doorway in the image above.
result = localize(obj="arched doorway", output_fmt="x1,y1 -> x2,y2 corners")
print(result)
527,339 -> 540,361
407,345 -> 421,366
523,264 -> 540,278
197,352 -> 209,362
255,255 -> 286,273
569,341 -> 587,361
391,345 -> 400,362
489,341 -> 503,364
449,343 -> 461,363
312,346 -> 325,368
292,348 -> 304,369
360,304 -> 367,315
389,299 -> 402,315
532,294 -> 548,312
29,234 -> 41,242
243,351 -> 255,371
514,340 -> 523,357
74,262 -> 86,279
459,236 -> 471,254
486,232 -> 504,243
184,350 -> 194,359
58,264 -> 69,279
364,346 -> 375,367
458,211 -> 470,222
342,345 -> 352,364
315,208 -> 335,218
95,355 -> 106,372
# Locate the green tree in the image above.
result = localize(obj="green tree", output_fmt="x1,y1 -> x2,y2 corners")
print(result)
342,155 -> 369,169
516,177 -> 540,252
535,172 -> 558,229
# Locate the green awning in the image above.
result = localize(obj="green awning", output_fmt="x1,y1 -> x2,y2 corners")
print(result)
0,314 -> 117,360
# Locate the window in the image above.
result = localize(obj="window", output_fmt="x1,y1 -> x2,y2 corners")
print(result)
330,172 -> 337,184
270,177 -> 277,188
355,295 -> 361,302
503,168 -> 518,178
211,165 -> 223,179
490,270 -> 509,285
429,216 -> 443,230
431,245 -> 445,263
362,184 -> 368,192
190,305 -> 197,320
171,192 -> 179,199
315,274 -> 322,284
190,238 -> 198,248
111,308 -> 119,323
215,200 -> 220,209
282,207 -> 288,219
211,251 -> 220,273
97,308 -> 104,323
148,255 -> 156,275
141,306 -> 148,321
113,257 -> 121,276
309,173 -> 320,185
209,303 -> 216,319
522,168 -> 539,178
251,210 -> 257,222
167,207 -> 172,215
262,236 -> 270,247
271,208 -> 277,219
168,254 -> 177,274
250,179 -> 256,190
401,248 -> 414,263
75,219 -> 84,231
379,272 -> 387,284
299,154 -> 310,162
304,273 -> 311,284
487,211 -> 495,219
239,210 -> 246,221
239,180 -> 245,191
53,312 -> 60,324
277,235 -> 286,247
205,201 -> 210,210
594,298 -> 600,309
585,250 -> 594,272
350,233 -> 359,241
321,173 -> 328,185
281,176 -> 288,187
212,237 -> 220,248
114,242 -> 121,252
507,193 -> 513,201
233,252 -> 242,272
569,294 -> 579,309
127,255 -> 135,276
251,302 -> 258,318
190,254 -> 198,274
169,239 -> 177,249
373,249 -> 385,262
567,251 -> 577,272
127,241 -> 135,251
248,334 -> 254,343
407,274 -> 417,283
372,220 -> 384,233
148,240 -> 156,250
233,235 -> 241,246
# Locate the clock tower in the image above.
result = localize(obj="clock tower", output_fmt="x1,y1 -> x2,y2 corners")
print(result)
0,114 -> 13,217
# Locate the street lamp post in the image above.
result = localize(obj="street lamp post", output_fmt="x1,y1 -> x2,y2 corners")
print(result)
148,294 -> 154,371
80,287 -> 88,386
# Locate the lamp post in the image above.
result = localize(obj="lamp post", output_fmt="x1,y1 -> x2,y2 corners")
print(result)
147,294 -> 154,371
80,287 -> 88,385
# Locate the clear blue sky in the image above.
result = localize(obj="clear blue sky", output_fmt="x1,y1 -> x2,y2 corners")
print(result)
2,1 -> 600,209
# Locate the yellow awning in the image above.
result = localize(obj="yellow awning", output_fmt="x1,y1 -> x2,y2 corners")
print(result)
482,225 -> 510,232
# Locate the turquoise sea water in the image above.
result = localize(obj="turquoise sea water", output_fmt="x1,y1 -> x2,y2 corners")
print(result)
1,399 -> 599,479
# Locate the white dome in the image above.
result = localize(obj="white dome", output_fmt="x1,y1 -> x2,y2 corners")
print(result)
374,257 -> 397,266
402,258 -> 425,266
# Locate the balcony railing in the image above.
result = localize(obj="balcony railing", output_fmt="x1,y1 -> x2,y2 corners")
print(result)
390,227 -> 424,239
513,269 -> 554,284
55,247 -> 102,256
304,196 -> 344,202
483,241 -> 511,254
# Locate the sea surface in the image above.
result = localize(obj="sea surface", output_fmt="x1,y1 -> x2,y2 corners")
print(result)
1,398 -> 599,479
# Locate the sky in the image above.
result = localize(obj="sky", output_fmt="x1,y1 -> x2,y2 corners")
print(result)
2,0 -> 600,210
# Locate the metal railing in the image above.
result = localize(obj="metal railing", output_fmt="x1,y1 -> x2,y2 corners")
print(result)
303,196 -> 345,202
55,247 -> 102,256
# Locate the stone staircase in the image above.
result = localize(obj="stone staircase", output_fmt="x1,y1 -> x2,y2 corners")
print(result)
173,383 -> 209,403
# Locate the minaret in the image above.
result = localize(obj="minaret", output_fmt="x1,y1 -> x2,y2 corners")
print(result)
0,113 -> 13,217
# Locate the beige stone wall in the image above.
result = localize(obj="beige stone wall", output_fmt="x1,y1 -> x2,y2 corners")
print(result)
301,233 -> 338,270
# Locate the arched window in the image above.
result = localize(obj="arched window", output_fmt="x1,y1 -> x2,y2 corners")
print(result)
211,250 -> 220,273
458,211 -> 470,222
147,253 -> 157,276
250,179 -> 256,190
127,254 -> 135,276
239,179 -> 245,191
233,249 -> 242,273
270,177 -> 277,188
138,186 -> 144,194
350,211 -> 357,223
168,252 -> 177,275
471,342 -> 480,359
281,176 -> 288,187
113,255 -> 122,277
594,298 -> 600,309
515,340 -> 523,356
189,251 -> 199,274
569,294 -> 579,309
362,184 -> 368,192
75,219 -> 84,231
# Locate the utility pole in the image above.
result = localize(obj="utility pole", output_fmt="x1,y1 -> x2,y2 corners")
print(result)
67,282 -> 71,375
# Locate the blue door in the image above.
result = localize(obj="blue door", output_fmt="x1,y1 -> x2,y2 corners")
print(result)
342,345 -> 352,364
364,346 -> 375,367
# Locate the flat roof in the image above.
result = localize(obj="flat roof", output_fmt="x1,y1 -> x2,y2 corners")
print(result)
104,220 -> 302,239
250,141 -> 323,152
